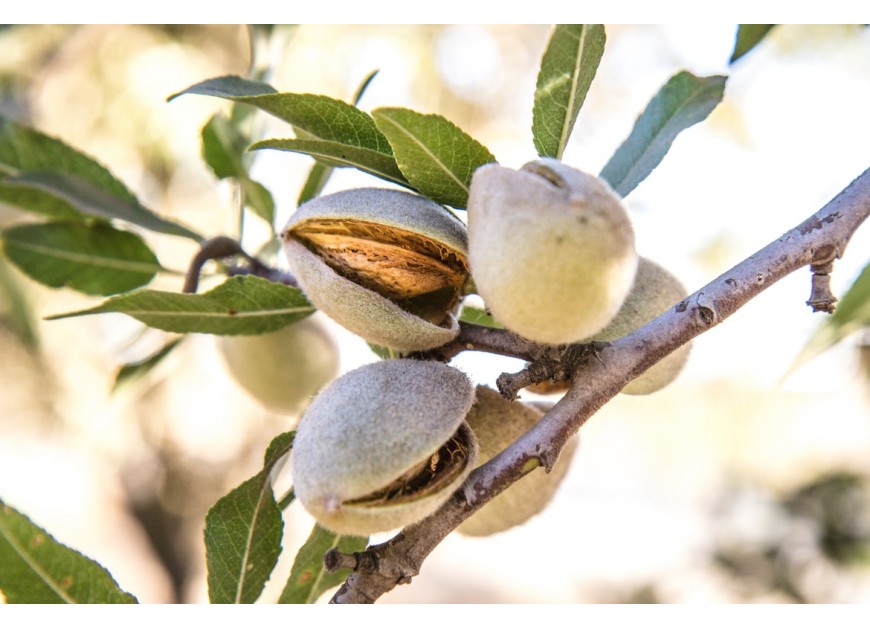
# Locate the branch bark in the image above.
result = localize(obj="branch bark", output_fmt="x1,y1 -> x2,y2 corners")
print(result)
330,167 -> 870,603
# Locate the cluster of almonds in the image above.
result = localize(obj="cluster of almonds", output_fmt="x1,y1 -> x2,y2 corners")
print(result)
276,159 -> 690,536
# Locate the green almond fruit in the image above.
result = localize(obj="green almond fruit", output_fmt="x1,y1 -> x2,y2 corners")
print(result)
218,316 -> 339,416
468,158 -> 638,345
593,257 -> 690,395
458,386 -> 577,537
291,359 -> 478,536
281,188 -> 469,352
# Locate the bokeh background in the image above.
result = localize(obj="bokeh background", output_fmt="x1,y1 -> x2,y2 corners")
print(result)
1,24 -> 869,603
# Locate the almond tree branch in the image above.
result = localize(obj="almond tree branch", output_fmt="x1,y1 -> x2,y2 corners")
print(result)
331,167 -> 870,604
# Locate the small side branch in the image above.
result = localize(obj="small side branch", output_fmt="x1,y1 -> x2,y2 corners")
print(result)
331,166 -> 870,604
182,236 -> 297,294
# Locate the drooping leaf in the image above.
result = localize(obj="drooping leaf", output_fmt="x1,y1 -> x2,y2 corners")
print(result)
47,275 -> 315,335
730,25 -> 775,64
171,76 -> 393,155
599,71 -> 727,197
3,171 -> 202,241
791,261 -> 870,370
278,524 -> 367,604
240,178 -> 276,227
532,24 -> 606,159
372,108 -> 497,208
297,162 -> 333,206
0,256 -> 39,349
2,221 -> 163,296
0,116 -> 136,220
112,336 -> 184,393
201,114 -> 275,227
0,117 -> 201,241
205,432 -> 294,604
202,114 -> 246,180
0,499 -> 138,603
252,138 -> 409,188
459,305 -> 504,329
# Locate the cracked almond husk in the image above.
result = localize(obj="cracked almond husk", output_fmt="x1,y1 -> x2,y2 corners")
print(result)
291,359 -> 478,535
282,188 -> 469,352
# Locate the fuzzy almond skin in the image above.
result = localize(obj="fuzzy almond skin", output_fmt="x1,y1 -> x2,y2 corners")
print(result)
281,188 -> 468,352
458,386 -> 578,537
218,316 -> 338,416
593,257 -> 690,395
468,159 -> 637,344
292,360 -> 477,536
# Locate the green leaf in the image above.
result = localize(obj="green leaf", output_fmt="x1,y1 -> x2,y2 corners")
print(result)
172,76 -> 393,155
0,256 -> 39,349
201,114 -> 275,227
372,108 -> 497,209
240,177 -> 275,227
459,305 -> 504,329
532,24 -> 606,159
2,221 -> 163,296
730,25 -> 775,64
205,432 -> 294,604
295,69 -> 381,206
0,117 -> 201,241
0,499 -> 138,603
3,171 -> 202,241
599,71 -> 727,197
252,138 -> 409,188
278,525 -> 367,604
0,116 -> 137,219
297,162 -> 333,206
294,70 -> 381,205
112,336 -> 184,393
792,261 -> 870,369
47,275 -> 315,335
202,114 -> 246,180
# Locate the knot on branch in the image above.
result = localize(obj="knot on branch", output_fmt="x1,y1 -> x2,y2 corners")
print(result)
806,244 -> 840,313
329,533 -> 422,603
496,341 -> 609,400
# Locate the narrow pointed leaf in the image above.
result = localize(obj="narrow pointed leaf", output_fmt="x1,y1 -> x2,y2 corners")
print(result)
205,432 -> 295,604
0,116 -> 136,219
296,69 -> 381,205
2,221 -> 163,296
0,117 -> 201,241
46,275 -> 315,335
252,138 -> 409,188
240,178 -> 275,227
373,108 -> 497,208
791,261 -> 870,370
533,24 -> 606,159
202,113 -> 246,180
172,76 -> 393,155
297,162 -> 333,205
112,336 -> 184,393
0,256 -> 40,349
201,114 -> 275,226
278,525 -> 368,604
730,25 -> 775,64
4,171 -> 202,241
0,499 -> 138,603
600,71 -> 727,197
